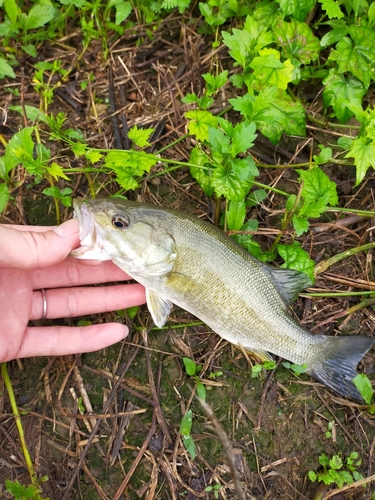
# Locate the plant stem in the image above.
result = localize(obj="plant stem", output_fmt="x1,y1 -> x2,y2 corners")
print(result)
314,242 -> 375,275
1,363 -> 37,483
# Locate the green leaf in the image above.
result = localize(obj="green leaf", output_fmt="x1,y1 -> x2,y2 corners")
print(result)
25,4 -> 59,31
313,146 -> 332,165
329,455 -> 343,470
353,374 -> 373,406
47,162 -> 69,180
71,142 -> 87,157
344,136 -> 375,186
6,127 -> 35,167
22,44 -> 37,57
329,27 -> 375,88
227,200 -> 246,230
85,150 -> 103,163
183,357 -> 197,376
298,166 -> 338,207
308,470 -> 317,482
276,0 -> 315,21
274,18 -> 320,65
292,214 -> 309,236
189,147 -> 214,197
318,0 -> 344,19
180,409 -> 193,435
185,110 -> 218,141
196,380 -> 206,401
105,150 -> 157,176
128,126 -> 154,148
230,87 -> 306,144
114,1 -> 132,24
208,127 -> 231,154
0,183 -> 10,213
3,0 -> 18,25
43,186 -> 61,198
0,57 -> 16,78
250,48 -> 294,90
202,70 -> 229,96
278,242 -> 315,283
319,454 -> 330,469
182,434 -> 196,460
211,157 -> 257,201
230,122 -> 257,156
322,69 -> 366,123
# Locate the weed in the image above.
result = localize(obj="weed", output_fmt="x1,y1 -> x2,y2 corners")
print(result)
308,452 -> 364,488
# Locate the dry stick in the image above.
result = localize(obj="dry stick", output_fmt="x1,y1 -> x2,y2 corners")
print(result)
61,349 -> 140,500
108,65 -> 123,150
255,359 -> 281,431
82,462 -> 110,500
112,409 -> 157,500
198,398 -> 247,500
142,329 -> 172,444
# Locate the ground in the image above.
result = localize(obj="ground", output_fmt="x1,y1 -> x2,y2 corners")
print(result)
0,8 -> 375,500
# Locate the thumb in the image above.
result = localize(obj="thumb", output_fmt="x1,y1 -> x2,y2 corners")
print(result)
0,219 -> 81,270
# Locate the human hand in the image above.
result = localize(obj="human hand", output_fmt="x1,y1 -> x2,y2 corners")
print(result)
0,219 -> 146,362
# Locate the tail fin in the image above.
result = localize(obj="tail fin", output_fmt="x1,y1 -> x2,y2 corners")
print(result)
307,336 -> 374,402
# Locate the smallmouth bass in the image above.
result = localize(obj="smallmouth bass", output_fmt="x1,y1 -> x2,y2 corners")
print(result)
72,198 -> 374,401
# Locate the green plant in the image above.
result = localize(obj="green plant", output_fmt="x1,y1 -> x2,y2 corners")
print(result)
183,357 -> 206,401
180,409 -> 196,460
308,452 -> 364,488
5,478 -> 50,500
204,483 -> 222,498
251,360 -> 276,379
353,374 -> 375,413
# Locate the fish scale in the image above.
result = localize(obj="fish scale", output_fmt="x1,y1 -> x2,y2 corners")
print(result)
72,198 -> 374,402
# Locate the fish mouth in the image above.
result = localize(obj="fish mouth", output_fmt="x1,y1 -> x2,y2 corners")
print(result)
70,198 -> 99,259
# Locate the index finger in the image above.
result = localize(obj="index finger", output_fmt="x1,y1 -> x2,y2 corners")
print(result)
31,260 -> 134,289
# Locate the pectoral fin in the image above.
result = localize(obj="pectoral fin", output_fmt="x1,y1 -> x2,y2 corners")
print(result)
146,289 -> 173,328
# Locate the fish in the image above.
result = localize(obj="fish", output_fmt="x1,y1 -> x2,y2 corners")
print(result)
72,197 -> 374,402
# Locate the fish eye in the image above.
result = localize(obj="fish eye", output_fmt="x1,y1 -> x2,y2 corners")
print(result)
112,214 -> 130,229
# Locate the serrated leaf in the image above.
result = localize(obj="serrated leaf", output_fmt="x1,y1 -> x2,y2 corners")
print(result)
329,27 -> 375,89
318,0 -> 344,18
292,214 -> 309,236
276,0 -> 315,21
222,27 -> 253,67
25,4 -> 59,31
322,69 -> 366,123
227,200 -> 246,230
189,147 -> 214,196
6,127 -> 35,171
47,162 -> 69,180
115,170 -> 139,191
0,57 -> 16,78
105,150 -> 157,175
353,374 -> 373,405
85,150 -> 103,163
230,87 -> 306,144
230,122 -> 257,155
183,357 -> 197,376
344,136 -> 375,186
250,48 -> 294,90
43,186 -> 61,198
274,18 -> 320,65
202,70 -> 228,95
71,142 -> 87,157
278,242 -> 315,282
208,126 -> 231,154
185,110 -> 218,141
298,166 -> 338,206
128,126 -> 154,148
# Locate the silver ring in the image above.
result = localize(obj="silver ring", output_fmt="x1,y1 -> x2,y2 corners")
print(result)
41,289 -> 47,320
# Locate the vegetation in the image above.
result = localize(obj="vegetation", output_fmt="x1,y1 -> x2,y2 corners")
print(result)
1,0 -> 375,498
